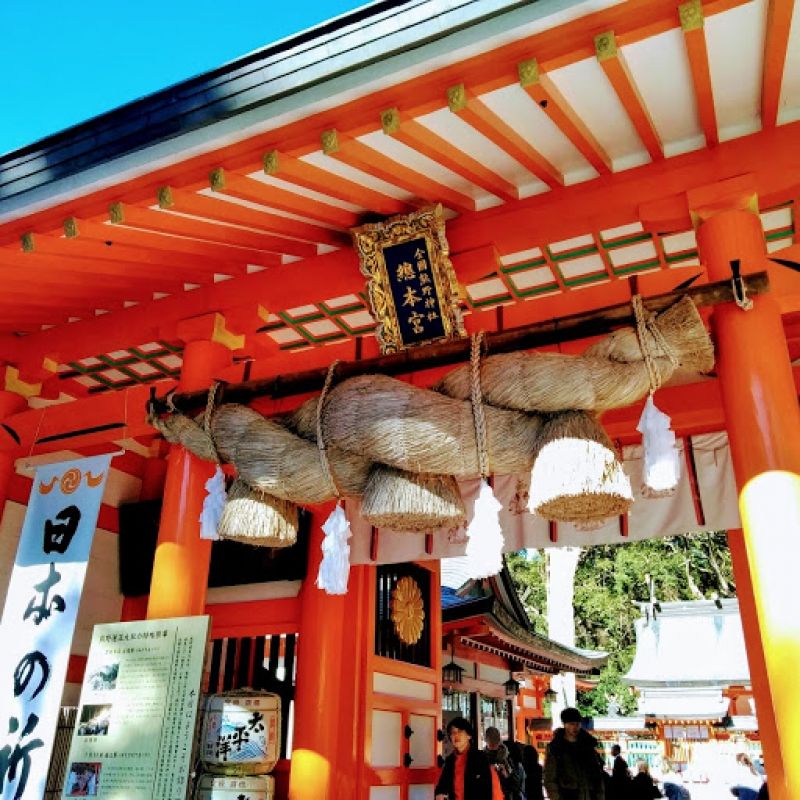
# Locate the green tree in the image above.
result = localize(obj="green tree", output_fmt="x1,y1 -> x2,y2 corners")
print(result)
507,531 -> 735,716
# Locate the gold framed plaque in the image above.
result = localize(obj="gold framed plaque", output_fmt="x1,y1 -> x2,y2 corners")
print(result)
352,204 -> 465,354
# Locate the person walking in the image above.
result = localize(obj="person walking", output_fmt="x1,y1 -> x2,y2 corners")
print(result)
543,707 -> 606,800
435,717 -> 502,800
607,744 -> 631,799
629,762 -> 662,800
522,744 -> 544,800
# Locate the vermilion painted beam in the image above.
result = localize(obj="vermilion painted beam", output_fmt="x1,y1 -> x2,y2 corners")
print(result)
64,216 -> 283,267
109,202 -> 316,258
264,150 -> 410,216
447,84 -> 563,188
595,31 -> 663,161
381,107 -> 520,202
157,186 -> 347,248
10,232 -> 238,281
208,168 -> 359,229
321,128 -> 476,214
518,58 -> 612,175
18,229 -> 244,277
680,0 -> 719,146
761,0 -> 796,128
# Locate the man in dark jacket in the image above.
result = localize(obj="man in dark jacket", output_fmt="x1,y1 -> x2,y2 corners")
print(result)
609,744 -> 631,799
435,717 -> 495,800
543,707 -> 606,800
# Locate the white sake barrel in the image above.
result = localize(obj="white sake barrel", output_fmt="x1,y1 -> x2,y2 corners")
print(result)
200,692 -> 281,775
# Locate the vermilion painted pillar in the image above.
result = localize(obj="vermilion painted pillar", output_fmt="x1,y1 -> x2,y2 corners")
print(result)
146,339 -> 231,619
289,505 -> 367,800
0,390 -> 26,527
697,208 -> 800,800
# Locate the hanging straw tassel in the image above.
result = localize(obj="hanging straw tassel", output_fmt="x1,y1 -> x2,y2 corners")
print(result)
632,295 -> 681,497
218,479 -> 299,546
314,362 -> 353,595
464,332 -> 505,578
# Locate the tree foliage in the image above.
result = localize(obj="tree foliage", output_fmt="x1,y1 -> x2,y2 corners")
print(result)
506,531 -> 736,716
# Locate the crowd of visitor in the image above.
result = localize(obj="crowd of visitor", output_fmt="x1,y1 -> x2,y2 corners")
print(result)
435,708 -> 768,800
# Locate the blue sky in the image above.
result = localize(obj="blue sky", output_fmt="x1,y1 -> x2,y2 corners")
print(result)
0,0 -> 370,156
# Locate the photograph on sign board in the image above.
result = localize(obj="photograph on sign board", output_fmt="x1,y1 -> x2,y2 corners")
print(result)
87,662 -> 119,691
65,762 -> 101,796
77,704 -> 112,736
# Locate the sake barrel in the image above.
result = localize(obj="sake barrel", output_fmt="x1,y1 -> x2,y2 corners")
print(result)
200,692 -> 281,775
196,773 -> 275,800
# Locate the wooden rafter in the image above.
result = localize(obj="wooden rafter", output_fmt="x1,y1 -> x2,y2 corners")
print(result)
321,128 -> 476,214
263,150 -> 410,216
680,0 -> 719,146
156,186 -> 348,248
380,108 -> 520,202
18,231 -> 244,278
517,59 -> 612,175
108,202 -> 315,258
761,0 -> 796,128
0,248 -> 193,288
595,31 -> 663,161
62,217 -> 283,267
208,168 -> 359,229
447,84 -> 563,188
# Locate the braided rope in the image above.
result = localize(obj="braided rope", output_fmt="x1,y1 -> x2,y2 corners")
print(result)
316,360 -> 342,497
632,295 -> 677,393
469,332 -> 490,479
203,381 -> 220,435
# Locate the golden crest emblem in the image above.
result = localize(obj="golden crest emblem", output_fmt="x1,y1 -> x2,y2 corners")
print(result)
391,575 -> 425,645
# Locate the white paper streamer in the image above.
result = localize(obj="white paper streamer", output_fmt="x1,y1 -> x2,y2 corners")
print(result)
465,480 -> 504,579
316,502 -> 352,595
199,465 -> 226,540
637,394 -> 680,497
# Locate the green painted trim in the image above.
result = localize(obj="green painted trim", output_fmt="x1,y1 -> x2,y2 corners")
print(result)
611,259 -> 662,276
318,300 -> 366,316
562,272 -> 608,288
765,229 -> 793,242
501,258 -> 547,274
279,309 -> 324,324
512,281 -> 561,298
664,251 -> 699,264
468,292 -> 512,308
548,244 -> 598,262
601,232 -> 651,249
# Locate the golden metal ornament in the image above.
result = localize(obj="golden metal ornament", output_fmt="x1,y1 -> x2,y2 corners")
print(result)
391,576 -> 425,645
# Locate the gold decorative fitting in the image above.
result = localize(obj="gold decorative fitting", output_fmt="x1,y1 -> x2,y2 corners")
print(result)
518,59 -> 540,88
321,129 -> 339,155
157,186 -> 174,209
21,233 -> 35,253
679,0 -> 704,31
391,576 -> 425,645
594,31 -> 618,62
263,150 -> 279,175
381,107 -> 400,135
64,217 -> 79,238
109,203 -> 125,224
447,84 -> 467,113
209,168 -> 226,191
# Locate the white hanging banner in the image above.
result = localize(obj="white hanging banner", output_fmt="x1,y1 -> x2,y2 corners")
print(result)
0,453 -> 113,800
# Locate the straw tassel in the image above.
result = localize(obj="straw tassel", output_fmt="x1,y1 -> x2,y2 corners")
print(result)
464,332 -> 504,578
637,393 -> 680,497
316,502 -> 352,595
199,465 -> 225,541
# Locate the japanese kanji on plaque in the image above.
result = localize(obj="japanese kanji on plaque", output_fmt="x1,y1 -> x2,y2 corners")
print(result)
352,204 -> 465,353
